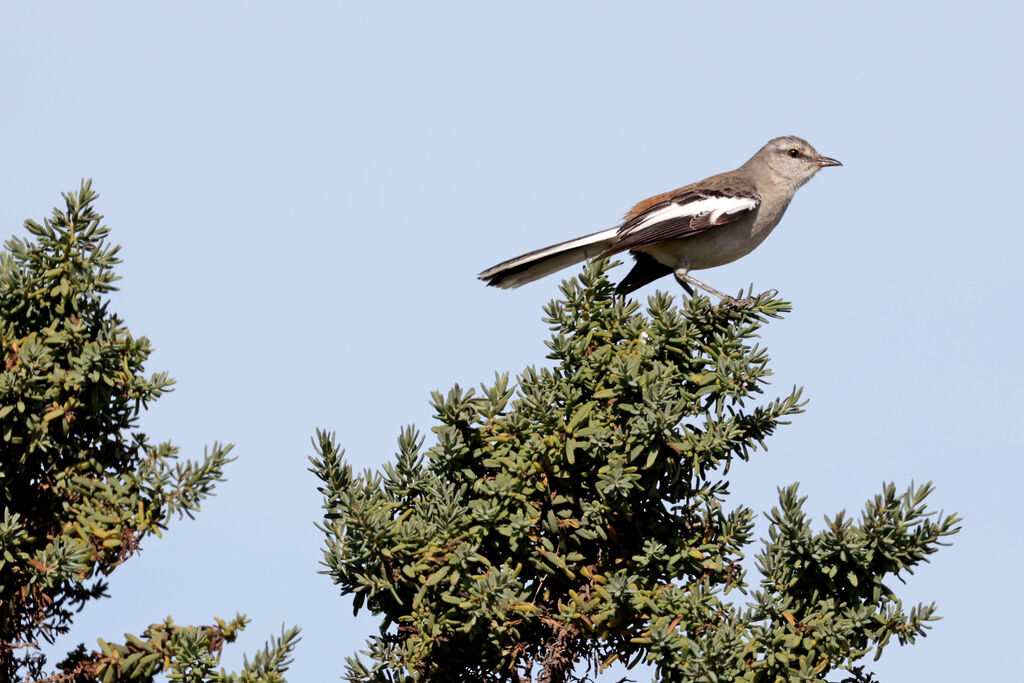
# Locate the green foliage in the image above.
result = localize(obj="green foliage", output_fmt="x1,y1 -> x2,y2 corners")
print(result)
312,260 -> 960,682
73,617 -> 300,683
0,182 -> 299,682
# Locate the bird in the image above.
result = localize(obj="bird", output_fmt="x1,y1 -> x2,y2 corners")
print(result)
478,136 -> 840,299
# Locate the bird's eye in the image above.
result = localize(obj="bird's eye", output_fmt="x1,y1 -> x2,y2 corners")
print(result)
787,148 -> 800,158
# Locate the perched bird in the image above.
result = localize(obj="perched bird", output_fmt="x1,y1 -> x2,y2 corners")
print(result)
478,136 -> 840,298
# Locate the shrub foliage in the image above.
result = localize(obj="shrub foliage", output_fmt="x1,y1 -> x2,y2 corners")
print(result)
313,261 -> 959,682
0,183 -> 298,682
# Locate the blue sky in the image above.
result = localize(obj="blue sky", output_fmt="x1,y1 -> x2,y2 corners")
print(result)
3,2 -> 1021,680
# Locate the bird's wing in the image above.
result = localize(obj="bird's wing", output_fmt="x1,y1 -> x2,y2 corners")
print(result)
601,187 -> 760,257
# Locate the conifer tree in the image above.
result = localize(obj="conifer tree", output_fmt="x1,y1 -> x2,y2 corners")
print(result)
0,182 -> 299,682
312,261 -> 959,682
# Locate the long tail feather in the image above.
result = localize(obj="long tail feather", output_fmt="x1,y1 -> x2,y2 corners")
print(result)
478,227 -> 619,289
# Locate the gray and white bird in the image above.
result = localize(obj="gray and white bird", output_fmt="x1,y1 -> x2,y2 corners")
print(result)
478,136 -> 841,298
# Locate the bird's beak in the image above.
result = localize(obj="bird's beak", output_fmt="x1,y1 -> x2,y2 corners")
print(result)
814,155 -> 842,167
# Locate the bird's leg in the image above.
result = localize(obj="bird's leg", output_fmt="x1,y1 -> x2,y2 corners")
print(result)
674,274 -> 695,297
673,263 -> 731,300
680,273 -> 730,300
673,259 -> 695,296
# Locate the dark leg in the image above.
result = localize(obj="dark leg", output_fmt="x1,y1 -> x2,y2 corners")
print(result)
673,267 -> 730,300
674,274 -> 695,296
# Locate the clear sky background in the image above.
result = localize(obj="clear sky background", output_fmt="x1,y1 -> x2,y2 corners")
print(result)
2,2 -> 1021,681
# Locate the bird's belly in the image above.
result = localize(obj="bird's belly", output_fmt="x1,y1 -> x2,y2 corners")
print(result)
638,218 -> 775,271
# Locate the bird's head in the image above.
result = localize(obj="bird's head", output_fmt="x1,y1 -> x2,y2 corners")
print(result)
751,135 -> 842,189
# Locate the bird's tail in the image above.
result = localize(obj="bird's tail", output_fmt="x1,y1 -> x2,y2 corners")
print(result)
478,227 -> 620,289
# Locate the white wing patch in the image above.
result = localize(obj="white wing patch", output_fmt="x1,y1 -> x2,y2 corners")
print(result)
624,195 -> 758,234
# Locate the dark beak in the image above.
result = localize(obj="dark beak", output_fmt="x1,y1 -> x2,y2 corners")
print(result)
815,155 -> 842,167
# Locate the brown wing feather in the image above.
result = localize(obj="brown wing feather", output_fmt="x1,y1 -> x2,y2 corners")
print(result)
601,188 -> 759,257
